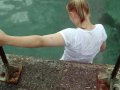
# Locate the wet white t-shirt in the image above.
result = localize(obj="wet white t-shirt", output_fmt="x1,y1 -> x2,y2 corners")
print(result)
58,24 -> 107,63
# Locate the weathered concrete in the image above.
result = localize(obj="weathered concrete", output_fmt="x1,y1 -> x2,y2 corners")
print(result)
0,54 -> 119,90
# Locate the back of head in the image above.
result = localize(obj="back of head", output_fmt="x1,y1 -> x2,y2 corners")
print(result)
67,0 -> 90,23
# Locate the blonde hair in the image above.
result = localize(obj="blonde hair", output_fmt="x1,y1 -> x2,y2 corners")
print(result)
67,0 -> 90,22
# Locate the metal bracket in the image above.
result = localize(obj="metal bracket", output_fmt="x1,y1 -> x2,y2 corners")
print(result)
0,46 -> 22,84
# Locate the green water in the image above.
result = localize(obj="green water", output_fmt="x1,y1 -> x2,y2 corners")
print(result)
0,0 -> 120,65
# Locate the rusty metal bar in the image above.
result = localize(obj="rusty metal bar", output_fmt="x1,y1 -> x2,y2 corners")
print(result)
0,46 -> 9,66
111,54 -> 120,79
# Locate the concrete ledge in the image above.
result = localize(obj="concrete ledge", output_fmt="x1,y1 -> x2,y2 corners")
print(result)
0,54 -> 117,90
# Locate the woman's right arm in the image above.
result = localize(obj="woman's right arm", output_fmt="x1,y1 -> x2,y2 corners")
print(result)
0,30 -> 65,48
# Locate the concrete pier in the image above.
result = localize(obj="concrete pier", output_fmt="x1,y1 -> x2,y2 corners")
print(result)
0,54 -> 119,90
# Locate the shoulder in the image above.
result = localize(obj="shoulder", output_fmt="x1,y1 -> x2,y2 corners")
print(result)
96,24 -> 105,29
58,28 -> 77,35
96,24 -> 107,41
58,28 -> 77,46
59,28 -> 76,32
95,24 -> 106,34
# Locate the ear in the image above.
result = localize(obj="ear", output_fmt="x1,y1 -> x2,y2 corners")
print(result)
69,11 -> 78,19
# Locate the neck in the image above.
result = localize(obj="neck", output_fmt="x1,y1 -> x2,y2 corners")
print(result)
77,15 -> 94,30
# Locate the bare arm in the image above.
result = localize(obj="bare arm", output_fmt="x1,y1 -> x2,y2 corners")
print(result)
100,41 -> 106,52
0,30 -> 65,48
